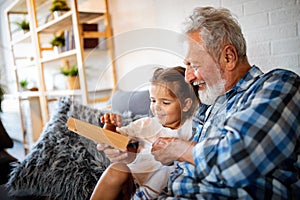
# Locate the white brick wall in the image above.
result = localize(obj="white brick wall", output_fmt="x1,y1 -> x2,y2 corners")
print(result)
243,0 -> 296,15
240,0 -> 300,74
108,0 -> 299,87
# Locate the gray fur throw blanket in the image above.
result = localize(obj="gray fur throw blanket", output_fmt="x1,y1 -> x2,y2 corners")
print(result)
6,97 -> 126,200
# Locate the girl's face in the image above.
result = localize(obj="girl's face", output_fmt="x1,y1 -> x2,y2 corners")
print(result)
150,84 -> 183,129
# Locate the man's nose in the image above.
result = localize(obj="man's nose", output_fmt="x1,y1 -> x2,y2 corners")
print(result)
185,65 -> 196,83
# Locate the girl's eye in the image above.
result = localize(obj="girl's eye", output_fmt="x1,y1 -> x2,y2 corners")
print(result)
163,101 -> 171,105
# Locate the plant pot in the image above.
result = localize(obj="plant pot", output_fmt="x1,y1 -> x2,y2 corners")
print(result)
67,76 -> 80,90
53,11 -> 66,19
23,29 -> 29,34
53,46 -> 64,54
20,87 -> 27,92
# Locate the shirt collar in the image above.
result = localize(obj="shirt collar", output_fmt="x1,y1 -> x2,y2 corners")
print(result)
214,65 -> 264,106
233,65 -> 263,92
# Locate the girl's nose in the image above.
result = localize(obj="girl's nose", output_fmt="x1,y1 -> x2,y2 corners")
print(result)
154,103 -> 162,112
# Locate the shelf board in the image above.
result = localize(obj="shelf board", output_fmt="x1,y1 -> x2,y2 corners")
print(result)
88,96 -> 110,104
12,31 -> 32,45
36,11 -> 73,33
88,87 -> 113,93
40,49 -> 77,63
6,0 -> 48,14
18,91 -> 41,98
79,12 -> 105,23
45,89 -> 82,96
15,61 -> 36,69
36,11 -> 105,34
6,0 -> 27,14
44,88 -> 112,99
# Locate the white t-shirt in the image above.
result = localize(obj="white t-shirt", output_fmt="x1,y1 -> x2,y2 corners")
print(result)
117,117 -> 193,198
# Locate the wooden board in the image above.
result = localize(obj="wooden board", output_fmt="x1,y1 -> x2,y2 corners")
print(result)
67,117 -> 130,151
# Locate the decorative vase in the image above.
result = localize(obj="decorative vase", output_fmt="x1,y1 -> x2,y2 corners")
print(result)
67,76 -> 80,90
53,11 -> 65,19
53,46 -> 64,54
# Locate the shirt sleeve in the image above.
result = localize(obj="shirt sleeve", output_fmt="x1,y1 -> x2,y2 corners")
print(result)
117,117 -> 156,138
192,70 -> 300,187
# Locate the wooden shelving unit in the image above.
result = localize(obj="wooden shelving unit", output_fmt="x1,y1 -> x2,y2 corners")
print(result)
5,0 -> 117,153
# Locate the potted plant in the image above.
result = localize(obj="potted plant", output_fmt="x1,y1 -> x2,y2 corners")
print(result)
0,83 -> 5,112
19,79 -> 28,91
50,32 -> 65,53
60,60 -> 80,89
50,0 -> 70,19
14,19 -> 30,33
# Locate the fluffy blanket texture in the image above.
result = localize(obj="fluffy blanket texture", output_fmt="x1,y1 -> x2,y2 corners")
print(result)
6,97 -> 141,200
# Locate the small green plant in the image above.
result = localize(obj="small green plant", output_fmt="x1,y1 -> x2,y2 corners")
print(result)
0,83 -> 5,112
50,33 -> 65,47
60,65 -> 78,76
0,70 -> 6,112
20,79 -> 28,89
50,0 -> 70,12
14,19 -> 30,31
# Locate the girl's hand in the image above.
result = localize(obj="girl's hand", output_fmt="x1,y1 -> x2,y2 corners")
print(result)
100,113 -> 123,132
100,113 -> 123,127
151,137 -> 196,165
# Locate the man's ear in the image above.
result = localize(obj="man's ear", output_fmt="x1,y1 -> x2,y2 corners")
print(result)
182,98 -> 193,112
221,45 -> 238,71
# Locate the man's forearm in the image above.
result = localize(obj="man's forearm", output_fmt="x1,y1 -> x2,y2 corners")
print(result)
177,139 -> 196,165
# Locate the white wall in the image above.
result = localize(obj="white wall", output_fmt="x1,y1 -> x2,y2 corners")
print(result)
108,0 -> 300,90
0,0 -> 17,93
1,0 -> 299,91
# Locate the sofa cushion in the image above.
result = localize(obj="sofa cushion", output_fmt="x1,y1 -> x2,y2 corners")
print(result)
6,97 -> 111,200
111,90 -> 151,116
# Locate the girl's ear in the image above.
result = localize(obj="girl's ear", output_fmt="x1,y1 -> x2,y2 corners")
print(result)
182,98 -> 193,112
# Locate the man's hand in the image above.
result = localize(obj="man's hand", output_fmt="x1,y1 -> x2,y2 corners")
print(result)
97,143 -> 136,164
151,137 -> 196,165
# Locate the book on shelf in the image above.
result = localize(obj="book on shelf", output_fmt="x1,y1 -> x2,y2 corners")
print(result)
64,29 -> 75,51
64,30 -> 69,51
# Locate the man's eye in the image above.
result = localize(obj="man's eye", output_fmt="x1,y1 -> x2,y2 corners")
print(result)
163,101 -> 171,105
151,99 -> 156,103
191,65 -> 200,71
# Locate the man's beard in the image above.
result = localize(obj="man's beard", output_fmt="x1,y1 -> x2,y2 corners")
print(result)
198,78 -> 226,105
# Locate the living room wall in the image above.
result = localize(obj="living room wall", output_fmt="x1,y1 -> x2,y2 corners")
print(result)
107,0 -> 300,90
0,0 -> 299,91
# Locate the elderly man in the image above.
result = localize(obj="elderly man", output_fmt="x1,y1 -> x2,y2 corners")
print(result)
151,6 -> 300,199
98,6 -> 300,199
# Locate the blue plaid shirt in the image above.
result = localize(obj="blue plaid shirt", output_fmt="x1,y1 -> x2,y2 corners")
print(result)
159,66 -> 300,199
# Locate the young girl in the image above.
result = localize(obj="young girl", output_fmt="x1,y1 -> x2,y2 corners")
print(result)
90,66 -> 199,200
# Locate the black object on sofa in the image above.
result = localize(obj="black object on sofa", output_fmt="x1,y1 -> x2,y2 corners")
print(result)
0,118 -> 14,149
0,118 -> 17,185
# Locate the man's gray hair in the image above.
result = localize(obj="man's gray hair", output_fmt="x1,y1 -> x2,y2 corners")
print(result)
184,6 -> 247,62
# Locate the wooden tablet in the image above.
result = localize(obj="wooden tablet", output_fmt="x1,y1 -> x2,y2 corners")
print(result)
67,117 -> 131,151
